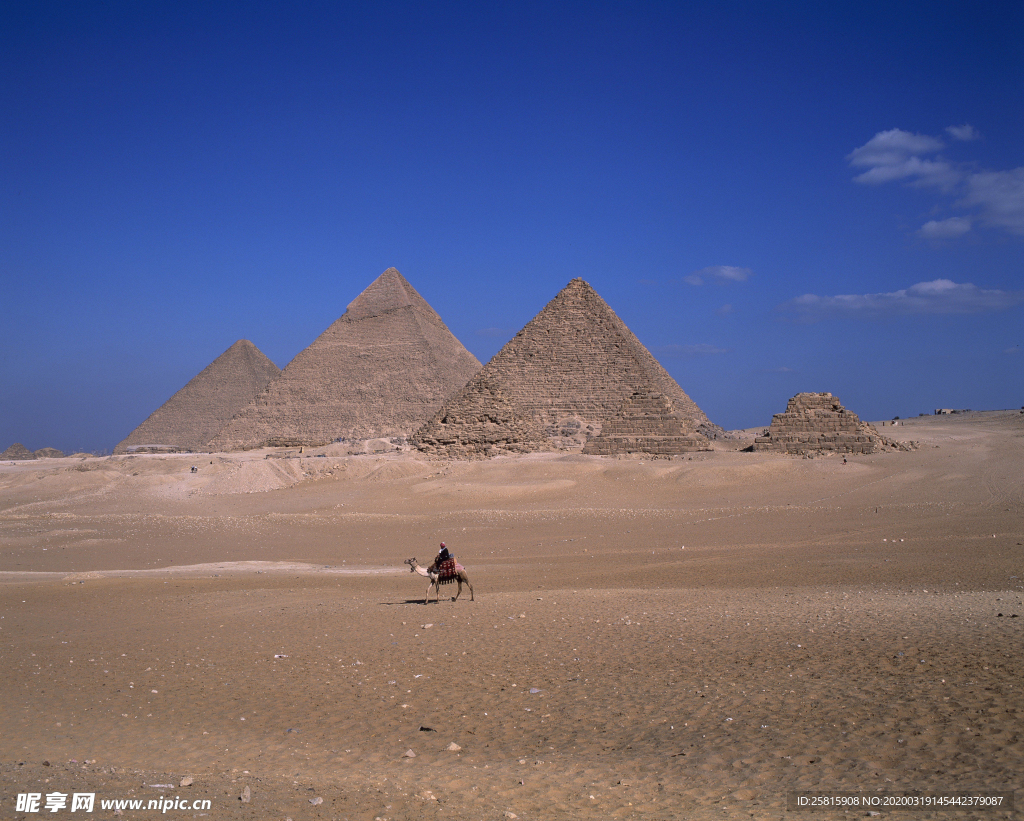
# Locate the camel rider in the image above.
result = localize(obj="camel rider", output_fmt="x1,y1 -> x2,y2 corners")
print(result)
431,542 -> 453,573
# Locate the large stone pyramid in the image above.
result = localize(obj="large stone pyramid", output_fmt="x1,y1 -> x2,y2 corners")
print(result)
208,268 -> 482,450
114,339 -> 281,454
414,278 -> 713,457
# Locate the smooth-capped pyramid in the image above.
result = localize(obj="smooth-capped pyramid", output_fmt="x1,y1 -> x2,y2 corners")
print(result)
208,269 -> 482,450
414,278 -> 713,457
114,340 -> 281,454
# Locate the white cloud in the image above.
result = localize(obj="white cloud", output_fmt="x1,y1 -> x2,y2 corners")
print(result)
946,124 -> 980,141
653,343 -> 729,358
780,279 -> 1024,321
961,168 -> 1024,235
848,126 -> 1024,237
685,265 -> 752,285
847,129 -> 945,169
918,216 -> 972,238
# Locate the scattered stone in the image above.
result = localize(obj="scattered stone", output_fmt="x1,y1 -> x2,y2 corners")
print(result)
308,797 -> 323,805
240,785 -> 250,803
446,742 -> 462,752
402,749 -> 416,758
179,776 -> 193,787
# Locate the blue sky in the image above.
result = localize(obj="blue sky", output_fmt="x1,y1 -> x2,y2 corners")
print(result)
2,1 -> 1022,453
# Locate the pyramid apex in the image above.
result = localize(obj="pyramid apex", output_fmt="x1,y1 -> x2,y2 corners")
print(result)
344,267 -> 419,320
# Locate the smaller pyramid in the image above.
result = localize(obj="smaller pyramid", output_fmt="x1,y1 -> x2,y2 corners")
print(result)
115,340 -> 281,454
34,448 -> 65,458
753,392 -> 886,455
414,278 -> 712,457
2,443 -> 37,460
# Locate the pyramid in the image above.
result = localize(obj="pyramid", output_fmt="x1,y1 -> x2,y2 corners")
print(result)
114,340 -> 281,454
2,443 -> 37,460
752,392 -> 888,455
34,448 -> 65,458
414,278 -> 712,457
208,268 -> 482,450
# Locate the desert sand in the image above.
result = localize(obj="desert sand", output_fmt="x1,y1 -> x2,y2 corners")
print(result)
1,411 -> 1021,819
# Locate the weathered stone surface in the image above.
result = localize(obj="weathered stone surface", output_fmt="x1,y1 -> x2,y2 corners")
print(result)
115,340 -> 280,454
583,390 -> 712,455
752,392 -> 893,455
33,447 -> 65,458
1,442 -> 37,460
414,376 -> 551,458
209,269 -> 481,450
414,278 -> 712,457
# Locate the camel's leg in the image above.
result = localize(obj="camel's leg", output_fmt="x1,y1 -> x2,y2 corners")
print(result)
466,575 -> 474,601
424,580 -> 432,605
452,580 -> 461,602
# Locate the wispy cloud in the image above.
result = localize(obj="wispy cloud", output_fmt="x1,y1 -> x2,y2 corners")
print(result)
780,279 -> 1024,321
946,124 -> 980,141
918,216 -> 972,238
847,126 -> 1024,237
961,168 -> 1024,235
653,343 -> 729,358
684,265 -> 752,286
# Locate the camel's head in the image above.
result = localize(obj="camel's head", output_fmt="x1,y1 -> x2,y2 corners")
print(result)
404,557 -> 417,572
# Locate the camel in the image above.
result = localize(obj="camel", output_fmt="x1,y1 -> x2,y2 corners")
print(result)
404,557 -> 474,604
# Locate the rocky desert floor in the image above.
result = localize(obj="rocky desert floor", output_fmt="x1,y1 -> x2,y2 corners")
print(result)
0,411 -> 1021,820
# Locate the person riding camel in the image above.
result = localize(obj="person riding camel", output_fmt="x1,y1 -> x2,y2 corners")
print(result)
430,542 -> 454,575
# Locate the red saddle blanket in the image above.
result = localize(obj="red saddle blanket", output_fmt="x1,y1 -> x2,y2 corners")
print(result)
434,558 -> 461,582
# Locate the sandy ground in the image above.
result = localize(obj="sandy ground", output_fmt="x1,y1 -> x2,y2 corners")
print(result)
0,411 -> 1021,820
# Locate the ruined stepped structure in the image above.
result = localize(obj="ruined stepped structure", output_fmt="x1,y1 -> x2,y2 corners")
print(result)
114,339 -> 281,454
753,392 -> 890,455
414,278 -> 713,458
209,268 -> 481,450
1,443 -> 37,460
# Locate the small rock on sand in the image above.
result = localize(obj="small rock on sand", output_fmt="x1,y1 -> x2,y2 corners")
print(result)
240,785 -> 250,803
179,776 -> 193,787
